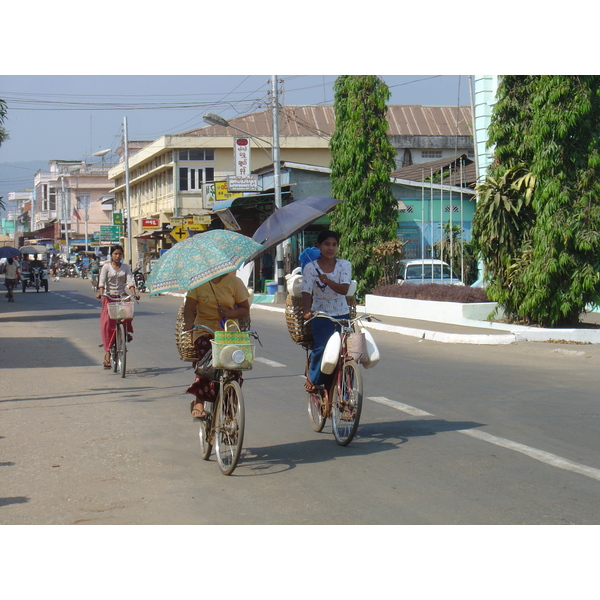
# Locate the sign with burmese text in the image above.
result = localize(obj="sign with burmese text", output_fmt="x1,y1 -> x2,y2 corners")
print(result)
234,137 -> 250,176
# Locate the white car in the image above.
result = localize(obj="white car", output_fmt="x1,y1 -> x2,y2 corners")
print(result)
397,259 -> 464,286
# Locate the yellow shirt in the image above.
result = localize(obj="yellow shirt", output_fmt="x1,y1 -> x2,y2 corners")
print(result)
186,273 -> 249,340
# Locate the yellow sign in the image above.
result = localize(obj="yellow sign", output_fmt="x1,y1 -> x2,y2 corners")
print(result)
216,181 -> 243,201
170,222 -> 210,242
170,226 -> 189,242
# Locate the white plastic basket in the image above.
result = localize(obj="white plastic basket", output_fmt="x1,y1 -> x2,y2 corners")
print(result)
107,301 -> 135,320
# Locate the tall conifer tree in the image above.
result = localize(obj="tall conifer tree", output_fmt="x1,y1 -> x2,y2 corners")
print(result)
329,76 -> 397,297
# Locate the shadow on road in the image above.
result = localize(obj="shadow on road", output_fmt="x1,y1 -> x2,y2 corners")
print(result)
0,496 -> 29,507
237,418 -> 484,476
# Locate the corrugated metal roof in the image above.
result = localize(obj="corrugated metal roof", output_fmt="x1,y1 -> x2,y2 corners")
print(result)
183,105 -> 472,139
392,154 -> 477,187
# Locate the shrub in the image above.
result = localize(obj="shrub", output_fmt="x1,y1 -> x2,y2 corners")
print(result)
371,283 -> 490,303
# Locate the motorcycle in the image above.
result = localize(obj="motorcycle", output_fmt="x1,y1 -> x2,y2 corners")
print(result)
133,267 -> 147,293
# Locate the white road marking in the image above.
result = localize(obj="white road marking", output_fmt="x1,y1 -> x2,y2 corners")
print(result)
369,396 -> 434,416
368,396 -> 600,483
458,429 -> 600,483
254,357 -> 287,368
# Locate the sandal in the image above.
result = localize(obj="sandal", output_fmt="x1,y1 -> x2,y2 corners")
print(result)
191,401 -> 207,420
304,380 -> 321,393
103,361 -> 111,369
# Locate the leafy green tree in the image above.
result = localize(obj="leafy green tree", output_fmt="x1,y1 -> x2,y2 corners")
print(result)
329,75 -> 398,297
472,163 -> 536,309
473,76 -> 600,326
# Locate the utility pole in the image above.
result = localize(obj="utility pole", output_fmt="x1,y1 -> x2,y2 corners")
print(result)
124,117 -> 132,265
62,176 -> 69,260
271,75 -> 286,302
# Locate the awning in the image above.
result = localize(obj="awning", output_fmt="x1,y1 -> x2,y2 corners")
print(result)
134,228 -> 164,239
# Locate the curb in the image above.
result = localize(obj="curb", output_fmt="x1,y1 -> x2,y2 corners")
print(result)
251,302 -> 516,345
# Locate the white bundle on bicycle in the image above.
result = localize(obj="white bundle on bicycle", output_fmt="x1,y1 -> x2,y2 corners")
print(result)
320,327 -> 380,373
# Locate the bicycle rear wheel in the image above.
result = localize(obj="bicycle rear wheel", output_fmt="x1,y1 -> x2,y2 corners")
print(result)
331,360 -> 362,446
214,380 -> 245,475
115,322 -> 127,378
307,389 -> 326,432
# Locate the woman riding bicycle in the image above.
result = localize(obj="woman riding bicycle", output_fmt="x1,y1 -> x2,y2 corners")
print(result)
183,272 -> 250,420
96,245 -> 140,368
302,230 -> 352,393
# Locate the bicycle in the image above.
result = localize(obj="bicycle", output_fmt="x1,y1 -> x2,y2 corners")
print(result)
103,293 -> 137,378
304,312 -> 378,446
91,271 -> 99,292
185,324 -> 259,476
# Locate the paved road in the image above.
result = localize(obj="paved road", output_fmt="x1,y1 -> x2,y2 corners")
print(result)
1,277 -> 600,526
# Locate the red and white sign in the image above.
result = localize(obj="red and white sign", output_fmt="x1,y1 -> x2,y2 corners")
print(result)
142,218 -> 159,230
234,137 -> 251,177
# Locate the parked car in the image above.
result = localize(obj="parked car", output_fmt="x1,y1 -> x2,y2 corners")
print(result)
397,258 -> 464,286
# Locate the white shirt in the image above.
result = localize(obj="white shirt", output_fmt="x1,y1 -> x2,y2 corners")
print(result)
302,258 -> 352,316
99,262 -> 135,296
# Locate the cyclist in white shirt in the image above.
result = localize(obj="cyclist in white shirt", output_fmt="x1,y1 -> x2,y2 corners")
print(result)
301,230 -> 352,392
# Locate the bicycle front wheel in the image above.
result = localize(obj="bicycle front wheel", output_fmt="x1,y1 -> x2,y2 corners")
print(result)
115,322 -> 127,378
214,380 -> 245,475
307,390 -> 326,432
331,360 -> 363,446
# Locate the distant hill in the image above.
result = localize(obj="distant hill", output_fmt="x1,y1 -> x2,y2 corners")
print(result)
0,160 -> 48,215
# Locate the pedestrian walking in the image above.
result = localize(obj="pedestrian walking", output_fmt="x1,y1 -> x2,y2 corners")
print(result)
4,258 -> 20,302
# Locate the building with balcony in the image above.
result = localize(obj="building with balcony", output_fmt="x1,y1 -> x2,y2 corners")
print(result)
32,159 -> 115,256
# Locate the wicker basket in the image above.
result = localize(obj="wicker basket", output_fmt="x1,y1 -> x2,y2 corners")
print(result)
174,305 -> 199,362
285,294 -> 358,348
285,295 -> 313,348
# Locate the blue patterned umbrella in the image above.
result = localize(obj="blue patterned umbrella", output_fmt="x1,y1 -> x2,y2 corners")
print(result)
147,230 -> 263,296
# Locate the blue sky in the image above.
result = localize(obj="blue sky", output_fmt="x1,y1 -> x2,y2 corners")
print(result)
0,74 -> 472,163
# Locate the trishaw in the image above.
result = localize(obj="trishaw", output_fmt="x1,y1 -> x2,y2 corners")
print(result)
19,245 -> 51,293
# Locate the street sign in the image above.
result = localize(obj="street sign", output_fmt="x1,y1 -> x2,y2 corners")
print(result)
113,213 -> 123,226
170,225 -> 189,242
142,218 -> 159,230
100,225 -> 120,243
227,175 -> 258,192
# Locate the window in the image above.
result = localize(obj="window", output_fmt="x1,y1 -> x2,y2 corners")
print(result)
421,150 -> 442,159
41,184 -> 57,211
399,205 -> 414,213
179,149 -> 215,161
444,205 -> 460,213
179,167 -> 215,191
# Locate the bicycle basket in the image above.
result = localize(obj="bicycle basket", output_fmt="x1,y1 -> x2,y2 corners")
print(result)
347,331 -> 367,364
211,340 -> 254,370
107,301 -> 134,320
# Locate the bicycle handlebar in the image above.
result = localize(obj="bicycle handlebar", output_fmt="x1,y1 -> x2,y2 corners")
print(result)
100,292 -> 139,303
304,312 -> 380,327
183,323 -> 262,345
